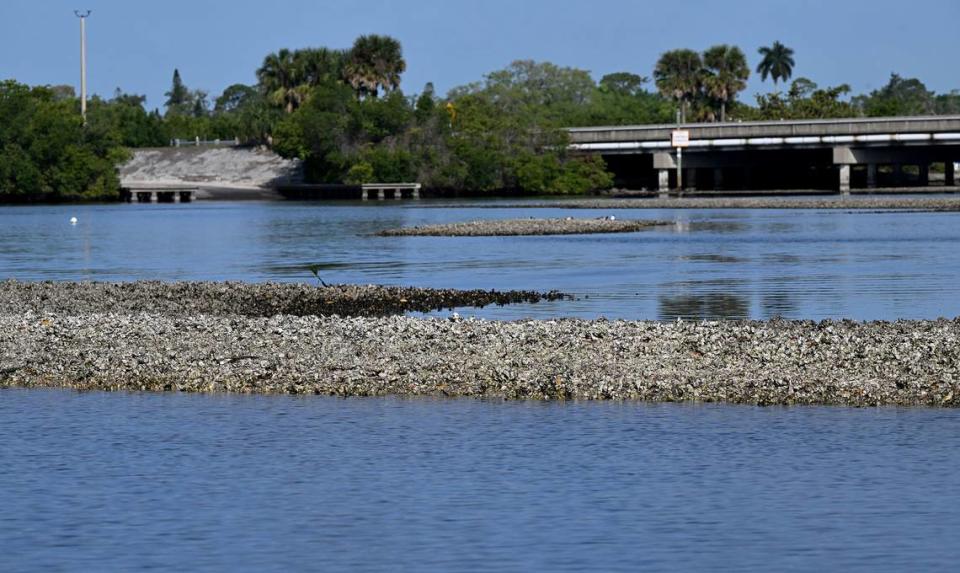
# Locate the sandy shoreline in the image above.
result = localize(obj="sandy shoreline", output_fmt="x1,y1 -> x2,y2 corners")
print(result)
1,281 -> 957,406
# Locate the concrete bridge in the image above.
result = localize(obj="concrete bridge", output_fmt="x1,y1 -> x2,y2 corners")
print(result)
568,116 -> 960,193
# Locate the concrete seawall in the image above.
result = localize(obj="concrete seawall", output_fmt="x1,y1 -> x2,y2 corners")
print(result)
119,146 -> 303,199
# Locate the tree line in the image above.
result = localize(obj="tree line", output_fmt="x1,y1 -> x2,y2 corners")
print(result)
2,36 -> 959,201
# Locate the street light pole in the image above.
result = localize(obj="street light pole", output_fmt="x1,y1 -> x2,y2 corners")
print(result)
74,10 -> 91,123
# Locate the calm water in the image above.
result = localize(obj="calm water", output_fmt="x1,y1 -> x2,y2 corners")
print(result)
3,198 -> 960,571
1,198 -> 960,320
2,389 -> 959,572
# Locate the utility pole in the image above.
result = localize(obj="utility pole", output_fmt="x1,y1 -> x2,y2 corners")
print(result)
75,10 -> 91,123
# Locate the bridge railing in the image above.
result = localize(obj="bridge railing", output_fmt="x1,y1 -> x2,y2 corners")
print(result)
171,137 -> 241,147
567,115 -> 960,144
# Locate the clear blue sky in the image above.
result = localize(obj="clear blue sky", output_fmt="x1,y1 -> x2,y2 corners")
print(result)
2,0 -> 958,110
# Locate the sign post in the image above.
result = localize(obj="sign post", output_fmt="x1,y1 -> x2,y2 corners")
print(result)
671,130 -> 690,191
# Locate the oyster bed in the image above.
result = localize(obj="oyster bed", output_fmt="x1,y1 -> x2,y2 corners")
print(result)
1,281 -> 958,406
377,218 -> 668,236
0,280 -> 567,317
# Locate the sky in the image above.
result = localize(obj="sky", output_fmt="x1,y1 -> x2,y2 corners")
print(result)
2,0 -> 958,111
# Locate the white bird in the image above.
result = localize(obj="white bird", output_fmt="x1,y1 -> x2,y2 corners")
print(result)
69,217 -> 78,225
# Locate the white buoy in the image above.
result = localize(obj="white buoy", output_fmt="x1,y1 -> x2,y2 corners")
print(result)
69,217 -> 78,225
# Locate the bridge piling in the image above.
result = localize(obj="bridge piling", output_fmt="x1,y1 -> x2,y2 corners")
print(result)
657,170 -> 670,196
839,165 -> 851,194
947,162 -> 956,186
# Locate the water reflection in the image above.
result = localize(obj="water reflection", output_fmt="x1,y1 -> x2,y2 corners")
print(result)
759,291 -> 799,318
680,253 -> 745,264
684,220 -> 749,234
658,293 -> 750,320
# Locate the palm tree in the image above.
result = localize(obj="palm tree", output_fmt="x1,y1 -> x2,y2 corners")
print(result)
756,41 -> 795,88
257,49 -> 305,113
343,35 -> 406,99
654,49 -> 703,123
702,45 -> 750,122
295,48 -> 346,87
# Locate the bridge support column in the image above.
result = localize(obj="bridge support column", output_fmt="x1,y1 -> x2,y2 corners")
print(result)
713,168 -> 723,191
918,164 -> 930,187
658,170 -> 670,195
866,164 -> 878,189
838,165 -> 851,194
947,161 -> 956,187
685,169 -> 697,191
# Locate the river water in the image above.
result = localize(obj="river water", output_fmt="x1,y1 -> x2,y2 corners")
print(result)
2,198 -> 960,571
2,390 -> 960,572
2,198 -> 960,320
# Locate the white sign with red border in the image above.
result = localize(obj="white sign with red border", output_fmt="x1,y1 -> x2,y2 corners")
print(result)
671,130 -> 690,148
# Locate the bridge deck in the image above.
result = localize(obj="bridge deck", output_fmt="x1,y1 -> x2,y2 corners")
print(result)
568,116 -> 960,146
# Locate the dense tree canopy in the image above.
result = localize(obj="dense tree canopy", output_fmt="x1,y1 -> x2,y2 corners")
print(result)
3,36 -> 959,202
746,78 -> 857,120
0,81 -> 125,201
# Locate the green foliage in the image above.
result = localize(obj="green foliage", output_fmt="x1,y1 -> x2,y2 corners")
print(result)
653,45 -> 755,122
164,69 -> 190,112
343,35 -> 406,99
749,78 -> 856,120
511,153 -> 612,194
853,74 -> 936,116
85,91 -> 166,148
567,84 -> 674,126
345,161 -> 374,184
210,84 -> 280,143
702,45 -> 750,122
599,73 -> 649,97
935,91 -> 960,115
756,41 -> 796,86
654,49 -> 703,122
0,80 -> 122,202
414,82 -> 436,125
552,155 -> 614,194
273,80 -> 356,182
163,69 -> 209,119
13,33 -> 960,204
257,48 -> 347,113
360,146 -> 416,182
